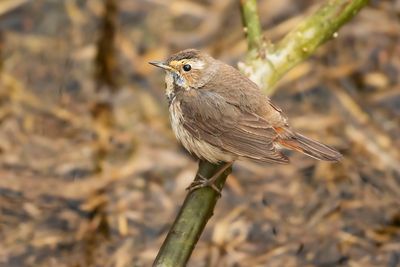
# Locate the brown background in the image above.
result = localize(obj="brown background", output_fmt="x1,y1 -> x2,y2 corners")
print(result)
0,0 -> 399,266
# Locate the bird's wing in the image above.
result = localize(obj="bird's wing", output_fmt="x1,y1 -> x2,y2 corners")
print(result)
179,90 -> 289,163
202,63 -> 289,126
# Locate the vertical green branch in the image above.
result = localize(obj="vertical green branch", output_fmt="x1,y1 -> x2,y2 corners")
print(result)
153,161 -> 231,267
240,0 -> 263,52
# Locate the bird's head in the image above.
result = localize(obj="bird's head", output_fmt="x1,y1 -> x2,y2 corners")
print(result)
149,49 -> 217,90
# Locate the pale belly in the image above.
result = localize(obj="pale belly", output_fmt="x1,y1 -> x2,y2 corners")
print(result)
169,100 -> 235,163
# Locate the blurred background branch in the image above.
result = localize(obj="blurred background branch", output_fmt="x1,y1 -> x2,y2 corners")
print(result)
0,0 -> 29,16
153,0 -> 368,266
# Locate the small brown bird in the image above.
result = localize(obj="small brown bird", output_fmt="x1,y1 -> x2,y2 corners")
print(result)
150,49 -> 341,192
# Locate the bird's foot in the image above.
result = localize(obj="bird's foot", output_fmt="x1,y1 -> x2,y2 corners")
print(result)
185,162 -> 234,195
186,174 -> 221,195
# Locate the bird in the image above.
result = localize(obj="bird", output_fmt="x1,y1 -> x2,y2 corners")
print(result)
149,49 -> 342,193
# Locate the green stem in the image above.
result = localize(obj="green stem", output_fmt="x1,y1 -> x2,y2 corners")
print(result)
240,0 -> 263,52
153,161 -> 231,267
239,0 -> 369,95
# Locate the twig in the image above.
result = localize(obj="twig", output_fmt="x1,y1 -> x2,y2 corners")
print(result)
152,0 -> 368,266
240,0 -> 263,52
239,0 -> 369,94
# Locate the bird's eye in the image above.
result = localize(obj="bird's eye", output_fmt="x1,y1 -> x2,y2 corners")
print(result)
183,64 -> 191,72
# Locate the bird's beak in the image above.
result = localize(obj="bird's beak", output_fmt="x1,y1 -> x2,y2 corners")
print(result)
149,61 -> 172,71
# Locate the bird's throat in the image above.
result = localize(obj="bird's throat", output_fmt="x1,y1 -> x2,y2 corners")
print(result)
165,71 -> 188,106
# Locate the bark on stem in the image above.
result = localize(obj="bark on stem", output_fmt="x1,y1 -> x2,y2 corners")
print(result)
153,161 -> 231,267
240,0 -> 263,52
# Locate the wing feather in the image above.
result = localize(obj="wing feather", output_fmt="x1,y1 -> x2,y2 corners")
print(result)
179,90 -> 289,163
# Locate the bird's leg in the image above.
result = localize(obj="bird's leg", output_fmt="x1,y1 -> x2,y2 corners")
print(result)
186,162 -> 233,194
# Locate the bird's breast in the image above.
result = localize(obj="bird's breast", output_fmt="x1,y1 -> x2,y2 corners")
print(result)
169,99 -> 185,142
168,99 -> 234,163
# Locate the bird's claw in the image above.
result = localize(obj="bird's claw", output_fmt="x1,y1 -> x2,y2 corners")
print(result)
186,174 -> 221,196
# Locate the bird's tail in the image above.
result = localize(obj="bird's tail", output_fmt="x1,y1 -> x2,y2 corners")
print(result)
278,132 -> 342,162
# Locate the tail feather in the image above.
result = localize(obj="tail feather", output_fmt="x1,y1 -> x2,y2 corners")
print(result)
278,132 -> 342,162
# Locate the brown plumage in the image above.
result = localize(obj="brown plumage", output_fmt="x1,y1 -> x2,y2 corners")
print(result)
150,49 -> 341,191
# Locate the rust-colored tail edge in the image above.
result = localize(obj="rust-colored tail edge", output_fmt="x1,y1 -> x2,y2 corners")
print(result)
278,132 -> 342,162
